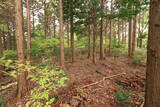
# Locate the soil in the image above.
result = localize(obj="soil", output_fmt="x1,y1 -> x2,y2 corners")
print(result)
0,56 -> 146,107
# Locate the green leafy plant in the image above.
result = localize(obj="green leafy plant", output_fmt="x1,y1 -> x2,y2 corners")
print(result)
131,48 -> 146,65
3,50 -> 17,59
0,57 -> 68,107
26,68 -> 68,107
114,89 -> 133,105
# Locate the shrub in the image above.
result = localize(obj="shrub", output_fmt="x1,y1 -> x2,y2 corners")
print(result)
114,89 -> 133,105
132,49 -> 146,65
0,58 -> 68,107
3,50 -> 16,59
26,68 -> 68,107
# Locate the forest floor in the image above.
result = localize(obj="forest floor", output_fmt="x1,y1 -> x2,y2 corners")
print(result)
0,56 -> 146,107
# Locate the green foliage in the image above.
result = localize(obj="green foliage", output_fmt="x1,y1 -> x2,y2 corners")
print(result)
3,50 -> 16,59
27,37 -> 60,59
26,68 -> 68,107
131,48 -> 146,65
114,89 -> 133,105
0,57 -> 68,107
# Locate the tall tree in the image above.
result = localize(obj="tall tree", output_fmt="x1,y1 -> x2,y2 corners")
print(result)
99,0 -> 104,60
128,20 -> 132,57
26,0 -> 31,61
92,8 -> 97,64
0,35 -> 3,56
70,0 -> 75,63
15,0 -> 28,98
109,0 -> 113,56
131,14 -> 137,56
145,0 -> 160,106
87,25 -> 91,59
59,0 -> 65,68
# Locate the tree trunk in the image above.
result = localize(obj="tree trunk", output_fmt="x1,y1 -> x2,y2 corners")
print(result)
59,0 -> 65,68
128,20 -> 132,57
2,30 -> 6,50
117,18 -> 120,46
15,0 -> 28,98
44,2 -> 50,38
0,32 -> 3,79
131,15 -> 137,56
92,8 -> 97,64
145,0 -> 160,106
0,35 -> 3,56
70,1 -> 75,63
99,0 -> 104,60
26,0 -> 31,61
108,0 -> 113,56
87,25 -> 91,59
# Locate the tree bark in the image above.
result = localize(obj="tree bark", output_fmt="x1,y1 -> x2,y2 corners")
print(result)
26,0 -> 31,61
70,1 -> 75,63
99,0 -> 104,60
117,18 -> 120,46
128,20 -> 132,57
15,0 -> 28,98
108,0 -> 113,56
145,0 -> 160,106
87,25 -> 91,59
59,0 -> 65,68
131,15 -> 137,56
0,35 -> 3,56
92,8 -> 97,64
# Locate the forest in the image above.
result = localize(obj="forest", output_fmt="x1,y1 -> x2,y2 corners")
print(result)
0,0 -> 160,107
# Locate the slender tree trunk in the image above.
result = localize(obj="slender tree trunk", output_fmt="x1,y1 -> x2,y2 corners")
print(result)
0,32 -> 3,78
59,0 -> 65,68
87,25 -> 91,59
128,20 -> 132,57
145,0 -> 160,106
104,20 -> 108,55
32,10 -> 35,35
26,0 -> 31,61
70,1 -> 75,63
44,3 -> 50,38
53,14 -> 56,37
117,18 -> 120,46
2,30 -> 6,50
121,21 -> 125,44
100,0 -> 104,60
131,15 -> 137,56
7,23 -> 12,50
109,0 -> 113,56
92,8 -> 97,64
15,0 -> 28,98
0,35 -> 3,56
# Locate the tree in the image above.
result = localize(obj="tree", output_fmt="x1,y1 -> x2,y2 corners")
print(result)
15,0 -> 28,98
92,7 -> 97,64
99,0 -> 104,60
0,35 -> 2,56
131,14 -> 137,56
109,0 -> 113,56
26,0 -> 31,61
59,0 -> 65,68
145,0 -> 160,106
70,0 -> 75,63
128,20 -> 132,57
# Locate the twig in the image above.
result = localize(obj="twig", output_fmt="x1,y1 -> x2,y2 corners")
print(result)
79,72 -> 126,89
